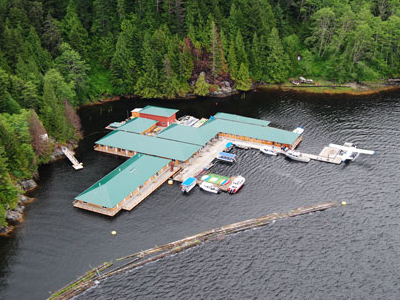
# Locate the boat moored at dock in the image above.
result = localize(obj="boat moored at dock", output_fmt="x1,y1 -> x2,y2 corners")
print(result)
181,177 -> 197,193
260,146 -> 277,156
199,182 -> 220,194
282,149 -> 310,163
217,152 -> 236,163
228,176 -> 245,194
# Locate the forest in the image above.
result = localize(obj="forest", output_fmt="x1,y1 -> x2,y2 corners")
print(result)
0,0 -> 400,227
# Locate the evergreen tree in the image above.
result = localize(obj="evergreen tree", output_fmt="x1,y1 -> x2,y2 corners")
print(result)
110,17 -> 140,94
55,43 -> 90,103
0,145 -> 18,227
235,63 -> 252,91
235,30 -> 248,67
265,28 -> 289,83
42,13 -> 62,56
194,72 -> 209,96
61,0 -> 89,57
227,39 -> 239,80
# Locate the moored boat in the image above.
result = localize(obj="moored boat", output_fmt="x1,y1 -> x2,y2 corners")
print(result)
217,152 -> 236,163
234,142 -> 249,150
181,177 -> 196,193
228,176 -> 245,194
199,182 -> 220,194
260,146 -> 277,156
282,150 -> 310,163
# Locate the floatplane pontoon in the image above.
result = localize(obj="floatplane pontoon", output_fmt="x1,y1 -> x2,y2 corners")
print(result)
329,143 -> 375,162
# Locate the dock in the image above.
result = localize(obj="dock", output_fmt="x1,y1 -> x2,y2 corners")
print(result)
122,167 -> 181,211
61,146 -> 83,170
302,146 -> 342,164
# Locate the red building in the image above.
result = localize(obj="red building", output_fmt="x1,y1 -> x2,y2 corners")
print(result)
135,105 -> 179,127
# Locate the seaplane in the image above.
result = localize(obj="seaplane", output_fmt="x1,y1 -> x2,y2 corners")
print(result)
329,142 -> 375,163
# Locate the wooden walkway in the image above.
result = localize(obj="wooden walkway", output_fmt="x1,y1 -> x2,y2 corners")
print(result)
302,146 -> 342,164
122,167 -> 181,211
61,146 -> 83,170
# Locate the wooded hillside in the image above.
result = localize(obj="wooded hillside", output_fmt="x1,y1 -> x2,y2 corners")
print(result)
1,0 -> 400,226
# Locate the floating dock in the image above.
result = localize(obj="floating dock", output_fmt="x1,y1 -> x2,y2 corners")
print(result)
302,146 -> 342,164
61,146 -> 83,170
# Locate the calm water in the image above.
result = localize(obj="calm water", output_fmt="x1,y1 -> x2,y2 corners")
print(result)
1,90 -> 400,299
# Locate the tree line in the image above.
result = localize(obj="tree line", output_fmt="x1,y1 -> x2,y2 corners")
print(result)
1,0 -> 400,226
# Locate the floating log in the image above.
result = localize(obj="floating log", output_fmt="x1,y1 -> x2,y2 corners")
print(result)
50,201 -> 339,299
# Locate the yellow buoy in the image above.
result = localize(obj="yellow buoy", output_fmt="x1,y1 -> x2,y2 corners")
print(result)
111,230 -> 117,235
168,179 -> 173,185
341,201 -> 347,206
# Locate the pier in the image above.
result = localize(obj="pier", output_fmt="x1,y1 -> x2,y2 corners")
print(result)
51,201 -> 340,299
61,146 -> 83,170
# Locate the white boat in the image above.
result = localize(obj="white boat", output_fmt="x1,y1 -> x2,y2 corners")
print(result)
228,176 -> 245,194
283,150 -> 310,163
293,127 -> 304,135
200,182 -> 220,194
181,177 -> 196,193
260,146 -> 277,156
234,142 -> 249,150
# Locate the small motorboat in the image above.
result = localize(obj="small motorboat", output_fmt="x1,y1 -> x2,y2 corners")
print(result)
282,150 -> 310,163
234,143 -> 249,150
199,182 -> 220,194
181,177 -> 196,193
260,146 -> 277,156
292,127 -> 304,135
228,176 -> 245,194
217,152 -> 236,163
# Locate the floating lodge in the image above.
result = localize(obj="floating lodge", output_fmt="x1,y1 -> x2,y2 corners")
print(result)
73,105 -> 303,216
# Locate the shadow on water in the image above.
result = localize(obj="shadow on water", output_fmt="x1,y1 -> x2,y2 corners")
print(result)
1,89 -> 400,299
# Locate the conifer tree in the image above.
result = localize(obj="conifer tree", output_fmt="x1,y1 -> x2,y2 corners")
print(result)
42,13 -> 62,57
110,17 -> 141,94
235,63 -> 252,91
227,39 -> 239,80
265,28 -> 289,83
55,43 -> 89,102
194,72 -> 209,96
235,30 -> 248,67
61,0 -> 89,57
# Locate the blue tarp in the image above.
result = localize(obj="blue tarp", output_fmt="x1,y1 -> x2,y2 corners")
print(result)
181,177 -> 196,186
218,152 -> 236,159
226,142 -> 233,148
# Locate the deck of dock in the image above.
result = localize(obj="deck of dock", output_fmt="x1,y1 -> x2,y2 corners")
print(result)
122,167 -> 181,211
174,138 -> 229,182
302,146 -> 342,164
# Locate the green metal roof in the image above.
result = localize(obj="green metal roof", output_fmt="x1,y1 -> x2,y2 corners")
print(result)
116,117 -> 157,134
202,118 -> 300,145
75,154 -> 170,208
96,130 -> 201,161
140,105 -> 179,117
213,112 -> 270,127
158,123 -> 217,146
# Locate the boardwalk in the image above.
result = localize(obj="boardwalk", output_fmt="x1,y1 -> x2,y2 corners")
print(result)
61,146 -> 83,170
122,167 -> 181,211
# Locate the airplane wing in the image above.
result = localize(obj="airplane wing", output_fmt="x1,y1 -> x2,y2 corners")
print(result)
329,143 -> 375,155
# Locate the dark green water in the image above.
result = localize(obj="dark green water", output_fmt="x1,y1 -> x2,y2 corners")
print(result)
1,90 -> 400,299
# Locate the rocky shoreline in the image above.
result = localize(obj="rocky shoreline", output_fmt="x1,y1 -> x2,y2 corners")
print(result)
0,141 -> 78,236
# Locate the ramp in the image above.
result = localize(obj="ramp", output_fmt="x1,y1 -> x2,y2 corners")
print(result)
61,146 -> 83,170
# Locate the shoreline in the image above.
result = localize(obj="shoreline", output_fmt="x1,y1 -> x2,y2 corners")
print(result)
0,142 -> 79,237
3,82 -> 398,236
81,81 -> 400,109
258,81 -> 400,96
